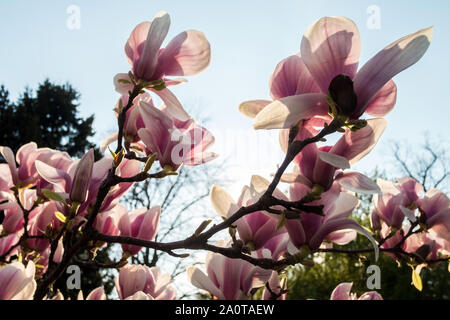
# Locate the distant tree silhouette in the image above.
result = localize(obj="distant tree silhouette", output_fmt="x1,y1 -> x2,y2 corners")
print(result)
0,79 -> 96,157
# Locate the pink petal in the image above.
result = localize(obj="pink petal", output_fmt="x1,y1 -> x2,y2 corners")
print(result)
331,118 -> 387,165
309,218 -> 379,260
330,282 -> 353,300
353,27 -> 433,117
113,73 -> 134,96
301,17 -> 361,93
129,12 -> 171,80
86,286 -> 106,300
335,171 -> 381,194
269,54 -> 320,100
150,87 -> 190,121
427,208 -> 450,241
158,30 -> 211,76
238,100 -> 271,118
318,151 -> 350,169
253,93 -> 328,129
210,185 -> 237,218
0,146 -> 18,184
364,80 -> 397,117
35,160 -> 71,193
187,266 -> 223,299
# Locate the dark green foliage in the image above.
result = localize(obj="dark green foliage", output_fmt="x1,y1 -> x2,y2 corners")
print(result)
0,79 -> 97,158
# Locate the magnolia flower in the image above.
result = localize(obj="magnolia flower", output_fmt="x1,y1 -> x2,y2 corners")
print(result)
0,262 -> 36,300
418,189 -> 450,241
35,153 -> 140,216
371,178 -> 424,230
280,118 -> 385,192
115,265 -> 176,300
187,249 -> 271,300
0,233 -> 19,257
115,11 -> 211,120
94,203 -> 126,237
0,188 -> 37,234
26,202 -> 61,252
239,53 -> 330,131
118,206 -> 160,256
210,176 -> 287,250
138,101 -> 216,170
380,223 -> 449,264
78,286 -> 107,300
0,142 -> 72,188
35,149 -> 94,206
251,16 -> 432,129
100,93 -> 153,152
286,182 -> 379,259
330,282 -> 382,300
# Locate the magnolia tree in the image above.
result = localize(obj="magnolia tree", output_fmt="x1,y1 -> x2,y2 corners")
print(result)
0,12 -> 448,301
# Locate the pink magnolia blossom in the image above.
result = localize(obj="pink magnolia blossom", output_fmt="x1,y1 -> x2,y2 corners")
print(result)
118,206 -> 160,256
35,152 -> 140,216
0,143 -> 72,189
0,261 -> 36,300
255,233 -> 290,261
330,282 -> 382,300
115,11 -> 211,120
239,53 -> 331,131
210,175 -> 287,250
187,248 -> 271,300
371,178 -> 424,230
94,203 -> 126,237
0,233 -> 19,257
85,286 -> 107,300
26,201 -> 61,252
286,182 -> 379,259
138,101 -> 216,170
115,265 -> 176,300
252,17 -> 432,129
280,118 -> 385,192
0,188 -> 37,234
418,189 -> 450,241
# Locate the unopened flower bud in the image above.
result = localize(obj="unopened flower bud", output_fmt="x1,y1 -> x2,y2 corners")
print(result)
70,149 -> 94,204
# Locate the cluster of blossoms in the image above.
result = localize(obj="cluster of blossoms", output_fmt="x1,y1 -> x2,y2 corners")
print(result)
0,12 -> 448,301
0,11 -> 214,300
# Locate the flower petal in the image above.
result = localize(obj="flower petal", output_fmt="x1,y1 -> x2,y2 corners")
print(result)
309,218 -> 379,260
150,87 -> 190,121
364,80 -> 397,117
187,266 -> 223,299
158,30 -> 211,76
253,93 -> 328,129
113,73 -> 134,96
301,17 -> 361,93
335,171 -> 381,194
353,27 -> 433,117
238,100 -> 271,118
330,282 -> 353,300
318,151 -> 350,169
0,146 -> 18,184
210,185 -> 237,218
269,54 -> 320,100
136,12 -> 171,80
331,118 -> 387,165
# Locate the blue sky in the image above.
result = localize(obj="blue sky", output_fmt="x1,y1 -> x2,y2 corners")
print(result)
0,0 -> 449,195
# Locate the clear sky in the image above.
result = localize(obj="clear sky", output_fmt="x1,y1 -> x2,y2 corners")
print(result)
1,0 -> 449,197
